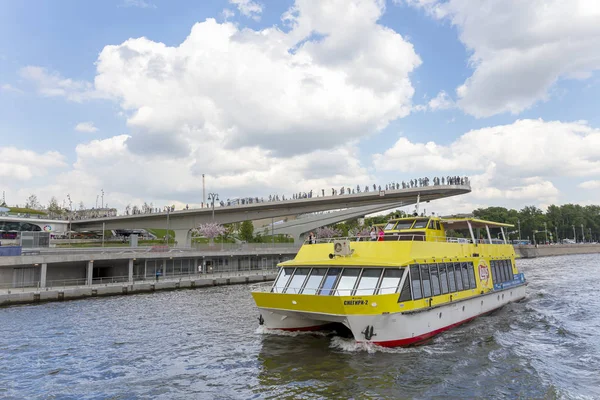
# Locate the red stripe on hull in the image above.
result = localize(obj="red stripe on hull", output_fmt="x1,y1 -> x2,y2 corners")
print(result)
369,307 -> 500,348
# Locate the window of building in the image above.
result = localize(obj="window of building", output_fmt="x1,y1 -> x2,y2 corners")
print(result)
379,269 -> 404,294
429,264 -> 441,296
410,265 -> 422,299
467,262 -> 477,289
319,268 -> 341,296
454,262 -> 464,291
421,265 -> 432,297
284,268 -> 310,294
302,268 -> 328,295
447,263 -> 457,292
272,267 -> 295,293
355,268 -> 383,296
438,263 -> 449,294
334,268 -> 361,296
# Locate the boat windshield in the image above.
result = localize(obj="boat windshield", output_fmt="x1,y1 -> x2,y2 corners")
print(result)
394,220 -> 415,230
412,219 -> 429,229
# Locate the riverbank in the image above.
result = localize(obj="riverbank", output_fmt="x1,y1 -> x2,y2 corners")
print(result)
514,243 -> 600,258
0,270 -> 276,307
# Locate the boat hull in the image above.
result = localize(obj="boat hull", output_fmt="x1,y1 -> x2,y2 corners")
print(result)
258,284 -> 527,346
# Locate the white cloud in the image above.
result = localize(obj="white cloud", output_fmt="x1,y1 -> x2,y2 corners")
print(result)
403,0 -> 600,117
229,0 -> 263,20
19,66 -> 103,102
373,118 -> 600,203
0,83 -> 23,94
74,122 -> 98,133
93,0 -> 421,157
427,90 -> 454,110
121,0 -> 156,9
579,180 -> 600,190
221,8 -> 235,21
0,147 -> 66,181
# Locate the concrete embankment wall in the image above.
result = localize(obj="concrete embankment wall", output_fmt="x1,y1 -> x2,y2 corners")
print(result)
515,244 -> 600,258
0,272 -> 276,307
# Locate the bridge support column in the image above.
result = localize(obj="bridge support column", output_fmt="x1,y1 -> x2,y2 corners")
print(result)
128,259 -> 134,283
40,263 -> 47,288
87,261 -> 94,286
174,229 -> 192,248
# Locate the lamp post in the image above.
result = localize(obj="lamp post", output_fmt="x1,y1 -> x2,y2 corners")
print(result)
555,226 -> 558,243
208,193 -> 219,221
67,194 -> 73,241
572,225 -> 576,242
101,189 -> 104,209
589,228 -> 592,243
165,207 -> 170,245
581,224 -> 585,243
544,222 -> 548,244
517,219 -> 521,241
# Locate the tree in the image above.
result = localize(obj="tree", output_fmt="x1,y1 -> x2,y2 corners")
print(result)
47,196 -> 62,214
25,194 -> 40,210
316,226 -> 342,238
239,220 -> 254,242
195,223 -> 226,246
79,201 -> 85,211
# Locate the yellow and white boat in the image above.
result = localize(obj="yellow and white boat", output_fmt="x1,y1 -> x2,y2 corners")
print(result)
251,216 -> 527,347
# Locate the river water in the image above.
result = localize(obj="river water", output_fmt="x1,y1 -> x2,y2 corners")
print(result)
1,254 -> 599,399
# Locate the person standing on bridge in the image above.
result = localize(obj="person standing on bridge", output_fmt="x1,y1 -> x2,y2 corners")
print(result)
370,228 -> 377,241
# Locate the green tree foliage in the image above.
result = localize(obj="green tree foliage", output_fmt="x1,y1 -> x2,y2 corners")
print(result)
239,220 -> 254,242
47,196 -> 63,214
25,194 -> 41,210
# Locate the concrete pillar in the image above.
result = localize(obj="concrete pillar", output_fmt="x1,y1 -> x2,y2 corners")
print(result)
193,258 -> 198,275
87,261 -> 94,286
128,259 -> 134,283
173,229 -> 192,248
163,259 -> 167,277
40,263 -> 47,288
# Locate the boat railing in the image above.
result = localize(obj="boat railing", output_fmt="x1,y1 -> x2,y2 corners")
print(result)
250,282 -> 400,295
306,235 -> 506,245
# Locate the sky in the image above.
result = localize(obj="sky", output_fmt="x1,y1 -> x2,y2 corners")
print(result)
1,0 -> 600,215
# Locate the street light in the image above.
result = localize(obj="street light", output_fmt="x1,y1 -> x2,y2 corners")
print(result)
581,224 -> 585,243
517,219 -> 521,241
572,225 -> 576,242
101,189 -> 104,209
208,193 -> 219,221
544,222 -> 548,244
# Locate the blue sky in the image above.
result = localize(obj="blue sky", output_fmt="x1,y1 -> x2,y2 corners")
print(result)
1,0 -> 600,213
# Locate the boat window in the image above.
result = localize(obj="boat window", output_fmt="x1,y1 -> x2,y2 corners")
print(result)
506,260 -> 514,281
438,264 -> 449,294
334,268 -> 361,296
467,262 -> 477,289
447,263 -> 457,292
504,260 -> 512,281
384,222 -> 397,231
490,260 -> 498,283
421,265 -> 432,297
410,265 -> 422,299
413,219 -> 429,229
284,268 -> 310,294
379,269 -> 404,294
428,220 -> 435,229
398,273 -> 412,302
301,268 -> 328,295
319,268 -> 342,295
460,262 -> 470,290
454,262 -> 464,291
272,267 -> 295,293
499,260 -> 507,283
429,264 -> 441,296
355,268 -> 383,296
435,221 -> 441,230
395,220 -> 415,230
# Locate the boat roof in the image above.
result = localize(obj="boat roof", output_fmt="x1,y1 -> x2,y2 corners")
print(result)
386,216 -> 513,229
440,217 -> 513,229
